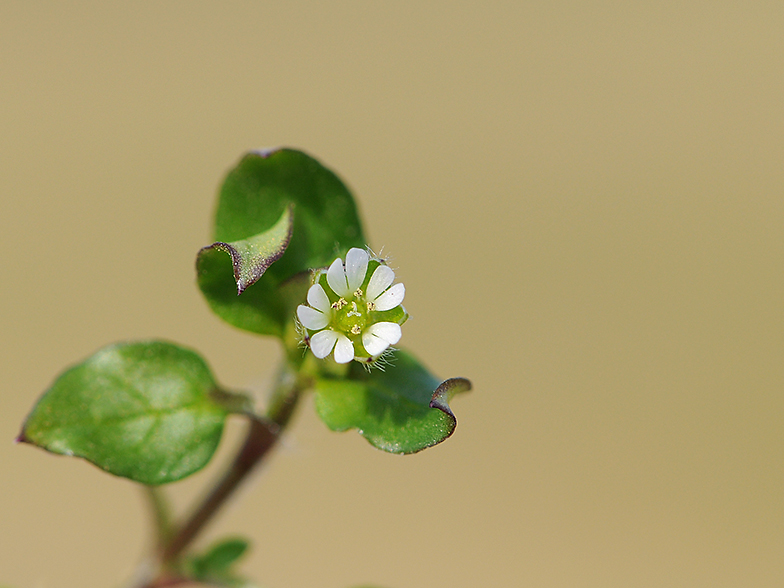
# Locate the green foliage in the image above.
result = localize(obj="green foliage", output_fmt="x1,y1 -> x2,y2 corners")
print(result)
197,203 -> 296,337
197,148 -> 366,337
20,341 -> 230,485
19,147 -> 471,587
187,537 -> 250,584
314,350 -> 471,453
199,204 -> 294,296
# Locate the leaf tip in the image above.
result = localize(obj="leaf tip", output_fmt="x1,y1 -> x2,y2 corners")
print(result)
429,377 -> 472,417
250,146 -> 282,159
199,203 -> 295,297
235,275 -> 248,296
15,420 -> 36,445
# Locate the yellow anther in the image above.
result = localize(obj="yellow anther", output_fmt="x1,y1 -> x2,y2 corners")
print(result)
350,324 -> 361,335
331,298 -> 348,310
353,288 -> 363,298
366,301 -> 376,311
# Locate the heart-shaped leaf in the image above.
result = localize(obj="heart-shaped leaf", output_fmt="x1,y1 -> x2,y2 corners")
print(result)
314,350 -> 471,454
19,341 -> 230,485
198,148 -> 366,337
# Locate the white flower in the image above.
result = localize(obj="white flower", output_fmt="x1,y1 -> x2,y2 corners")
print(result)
296,248 -> 407,363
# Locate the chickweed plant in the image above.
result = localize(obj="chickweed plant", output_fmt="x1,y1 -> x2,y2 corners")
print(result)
18,148 -> 470,587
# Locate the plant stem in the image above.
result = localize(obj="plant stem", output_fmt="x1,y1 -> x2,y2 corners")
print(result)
145,487 -> 174,550
159,363 -> 305,565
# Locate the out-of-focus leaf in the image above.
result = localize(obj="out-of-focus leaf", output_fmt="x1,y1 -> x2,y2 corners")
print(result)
19,341 -> 229,485
188,537 -> 250,581
314,350 -> 471,454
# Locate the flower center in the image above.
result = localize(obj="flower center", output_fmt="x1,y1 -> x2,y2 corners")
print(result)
332,295 -> 368,336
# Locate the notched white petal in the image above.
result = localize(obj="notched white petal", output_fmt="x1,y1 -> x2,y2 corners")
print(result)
326,258 -> 349,297
310,330 -> 338,358
366,264 -> 395,300
307,284 -> 332,313
362,322 -> 402,356
367,321 -> 402,344
372,283 -> 405,311
333,334 -> 355,363
362,333 -> 390,356
297,305 -> 329,330
345,248 -> 369,292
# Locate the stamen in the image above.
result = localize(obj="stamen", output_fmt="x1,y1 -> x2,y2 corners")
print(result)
353,287 -> 363,298
331,298 -> 348,310
350,324 -> 361,335
367,301 -> 376,311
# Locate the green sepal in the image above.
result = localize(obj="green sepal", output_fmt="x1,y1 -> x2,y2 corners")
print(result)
314,350 -> 471,454
198,148 -> 366,337
19,341 -> 231,485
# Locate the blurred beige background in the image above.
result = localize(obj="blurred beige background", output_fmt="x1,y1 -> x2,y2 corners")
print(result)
2,2 -> 783,587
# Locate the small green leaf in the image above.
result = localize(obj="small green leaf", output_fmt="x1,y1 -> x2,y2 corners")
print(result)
197,148 -> 366,337
188,537 -> 250,579
19,341 -> 229,485
314,350 -> 471,454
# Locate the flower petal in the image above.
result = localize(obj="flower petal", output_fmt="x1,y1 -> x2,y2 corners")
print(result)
345,248 -> 369,292
362,332 -> 390,356
310,330 -> 338,359
362,322 -> 402,356
307,283 -> 332,313
367,321 -> 402,344
333,334 -> 355,363
372,282 -> 405,311
297,305 -> 329,330
366,264 -> 395,300
326,257 -> 350,297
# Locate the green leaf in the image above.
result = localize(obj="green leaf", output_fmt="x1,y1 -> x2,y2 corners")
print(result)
188,537 -> 250,580
314,350 -> 471,454
198,204 -> 294,296
198,148 -> 366,337
197,204 -> 299,336
19,341 -> 230,485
